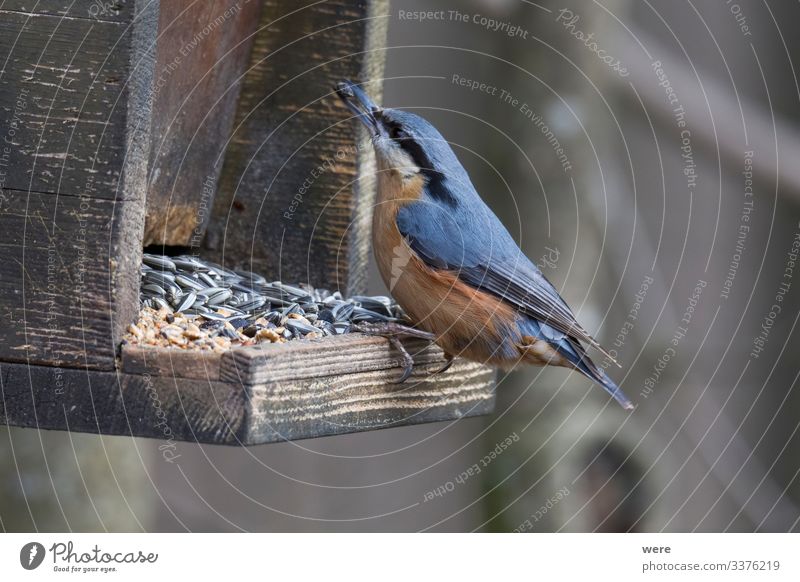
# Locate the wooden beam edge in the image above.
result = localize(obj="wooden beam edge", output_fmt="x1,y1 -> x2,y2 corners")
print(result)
122,333 -> 469,385
2,354 -> 497,446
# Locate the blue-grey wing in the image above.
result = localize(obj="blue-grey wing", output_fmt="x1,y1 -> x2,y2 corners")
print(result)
396,196 -> 615,361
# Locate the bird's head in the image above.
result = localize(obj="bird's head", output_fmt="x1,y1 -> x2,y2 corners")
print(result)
335,80 -> 463,186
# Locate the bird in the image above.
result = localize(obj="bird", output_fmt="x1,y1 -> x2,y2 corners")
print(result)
335,80 -> 633,410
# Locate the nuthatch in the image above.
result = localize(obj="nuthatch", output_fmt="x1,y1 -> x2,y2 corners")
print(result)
336,80 -> 633,410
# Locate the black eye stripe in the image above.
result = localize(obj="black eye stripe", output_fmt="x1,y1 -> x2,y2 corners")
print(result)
389,124 -> 405,140
387,125 -> 431,169
402,138 -> 431,170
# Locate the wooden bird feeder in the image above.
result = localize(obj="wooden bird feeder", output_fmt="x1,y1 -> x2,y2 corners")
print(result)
0,0 -> 495,445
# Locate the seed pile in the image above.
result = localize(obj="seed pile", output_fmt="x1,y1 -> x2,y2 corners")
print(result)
126,253 -> 404,352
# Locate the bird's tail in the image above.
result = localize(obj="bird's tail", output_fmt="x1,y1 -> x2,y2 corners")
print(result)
518,319 -> 634,410
561,339 -> 634,410
579,356 -> 634,410
521,319 -> 634,410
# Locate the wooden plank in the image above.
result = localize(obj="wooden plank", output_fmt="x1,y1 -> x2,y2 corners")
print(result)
1,340 -> 496,445
0,188 -> 143,368
245,363 -> 495,444
122,344 -> 223,381
0,10 -> 131,197
143,0 -> 262,247
125,333 -> 484,386
244,363 -> 495,444
0,362 -> 251,445
219,334 -> 450,385
203,0 -> 390,296
0,0 -> 159,368
0,1 -> 132,22
123,333 -> 461,384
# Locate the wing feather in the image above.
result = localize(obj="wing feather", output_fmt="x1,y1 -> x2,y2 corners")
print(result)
396,195 -> 619,366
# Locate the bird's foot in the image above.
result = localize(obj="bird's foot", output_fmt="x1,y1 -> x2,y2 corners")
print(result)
353,321 -> 435,341
428,353 -> 455,376
353,322 -> 436,383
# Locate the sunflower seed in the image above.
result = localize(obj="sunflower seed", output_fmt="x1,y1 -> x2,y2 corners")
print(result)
176,291 -> 197,312
236,297 -> 267,312
228,317 -> 249,330
317,308 -> 335,323
142,283 -> 166,296
143,254 -> 176,271
352,307 -> 393,322
274,282 -> 311,300
235,269 -> 267,286
264,311 -> 283,325
144,271 -> 176,288
286,319 -> 317,336
151,296 -> 172,311
200,310 -> 234,321
352,295 -> 394,316
282,303 -> 303,317
260,294 -> 293,307
332,302 -> 354,322
175,274 -> 206,291
134,253 -> 408,350
171,256 -> 203,270
207,289 -> 233,305
315,320 -> 336,336
198,272 -> 218,287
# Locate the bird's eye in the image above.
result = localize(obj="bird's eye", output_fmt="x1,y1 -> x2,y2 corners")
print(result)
390,126 -> 407,140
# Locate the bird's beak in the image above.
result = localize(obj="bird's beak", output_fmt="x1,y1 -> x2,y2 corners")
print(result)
336,79 -> 381,137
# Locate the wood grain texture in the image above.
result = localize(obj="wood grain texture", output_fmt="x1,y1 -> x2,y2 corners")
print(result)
1,334 -> 496,445
0,8 -> 134,197
0,0 -> 158,369
203,0 -> 389,296
122,343 -> 223,381
0,0 -> 132,23
143,0 -> 261,247
219,334 -> 449,385
0,188 -> 140,368
0,362 -> 251,445
244,362 -> 495,444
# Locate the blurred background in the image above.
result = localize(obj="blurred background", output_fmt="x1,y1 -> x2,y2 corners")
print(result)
3,0 -> 800,532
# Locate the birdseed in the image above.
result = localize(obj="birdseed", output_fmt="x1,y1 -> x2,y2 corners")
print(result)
126,253 -> 406,352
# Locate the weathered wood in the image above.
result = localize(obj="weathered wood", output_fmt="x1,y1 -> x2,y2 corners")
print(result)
219,334 -> 449,385
143,0 -> 262,247
122,344 -> 224,381
1,334 -> 496,445
0,0 -> 159,368
0,361 -> 251,445
124,333 -> 457,384
0,189 -> 141,368
203,0 -> 390,296
0,7 -> 140,197
245,363 -> 495,444
0,1 -> 131,22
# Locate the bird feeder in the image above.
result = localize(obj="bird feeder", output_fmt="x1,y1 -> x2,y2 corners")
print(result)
0,0 -> 495,445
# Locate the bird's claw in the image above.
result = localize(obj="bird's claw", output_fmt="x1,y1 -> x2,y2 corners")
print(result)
428,353 -> 455,376
388,336 -> 414,384
353,321 -> 435,341
353,322 -> 436,383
